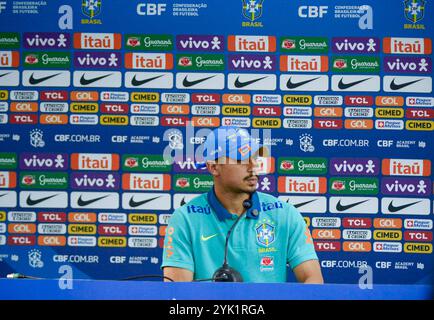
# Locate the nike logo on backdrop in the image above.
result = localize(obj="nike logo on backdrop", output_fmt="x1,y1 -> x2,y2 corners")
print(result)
389,78 -> 423,90
80,73 -> 112,85
26,194 -> 58,206
29,73 -> 61,85
0,72 -> 11,78
337,77 -> 371,90
336,199 -> 369,212
234,76 -> 267,88
131,74 -> 164,86
293,199 -> 317,208
286,76 -> 320,89
128,195 -> 161,208
182,75 -> 216,87
77,195 -> 109,207
387,200 -> 421,212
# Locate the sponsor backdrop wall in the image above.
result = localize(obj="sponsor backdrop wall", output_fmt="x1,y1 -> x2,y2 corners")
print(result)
0,0 -> 432,284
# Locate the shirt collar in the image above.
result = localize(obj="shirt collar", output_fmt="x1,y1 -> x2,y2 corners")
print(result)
207,187 -> 261,221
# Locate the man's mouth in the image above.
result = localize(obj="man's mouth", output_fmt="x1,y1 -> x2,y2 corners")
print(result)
246,176 -> 258,183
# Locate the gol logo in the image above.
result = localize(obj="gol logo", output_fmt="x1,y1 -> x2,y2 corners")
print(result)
343,241 -> 371,252
40,114 -> 68,124
68,212 -> 97,223
70,91 -> 99,101
222,94 -> 251,104
38,236 -> 66,246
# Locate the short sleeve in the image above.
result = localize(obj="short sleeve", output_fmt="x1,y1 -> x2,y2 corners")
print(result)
286,205 -> 318,269
161,210 -> 195,273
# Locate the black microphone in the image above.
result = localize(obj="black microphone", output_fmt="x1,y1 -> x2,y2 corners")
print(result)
212,195 -> 255,282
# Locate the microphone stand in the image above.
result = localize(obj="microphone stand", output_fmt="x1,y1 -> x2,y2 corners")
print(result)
212,197 -> 254,282
212,211 -> 246,282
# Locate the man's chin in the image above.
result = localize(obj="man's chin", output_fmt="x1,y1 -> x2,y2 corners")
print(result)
243,184 -> 258,193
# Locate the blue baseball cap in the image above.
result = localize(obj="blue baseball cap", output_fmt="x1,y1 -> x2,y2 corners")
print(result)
196,126 -> 266,168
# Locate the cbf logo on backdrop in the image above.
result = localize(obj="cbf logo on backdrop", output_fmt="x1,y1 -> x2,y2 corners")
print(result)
404,0 -> 426,29
242,0 -> 264,27
404,0 -> 425,22
82,0 -> 102,24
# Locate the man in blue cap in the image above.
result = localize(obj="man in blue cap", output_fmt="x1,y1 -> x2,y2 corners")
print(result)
161,126 -> 323,283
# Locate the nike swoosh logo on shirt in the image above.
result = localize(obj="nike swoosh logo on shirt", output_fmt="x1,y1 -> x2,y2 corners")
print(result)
26,194 -> 58,206
129,195 -> 161,208
234,76 -> 267,88
29,73 -> 62,85
337,77 -> 371,90
286,76 -> 320,89
201,234 -> 218,241
80,73 -> 113,85
77,195 -> 109,207
387,200 -> 421,212
389,78 -> 423,91
131,74 -> 164,86
336,199 -> 369,212
182,75 -> 216,87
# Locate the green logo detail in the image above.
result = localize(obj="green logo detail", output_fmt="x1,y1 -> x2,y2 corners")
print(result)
125,34 -> 173,51
0,153 -> 17,170
0,33 -> 20,49
332,56 -> 380,73
280,37 -> 328,53
173,174 -> 214,192
329,177 -> 379,195
278,157 -> 327,175
176,54 -> 225,71
20,172 -> 68,189
23,52 -> 71,68
122,155 -> 172,172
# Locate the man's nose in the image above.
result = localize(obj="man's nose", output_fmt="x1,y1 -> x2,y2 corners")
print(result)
248,157 -> 260,173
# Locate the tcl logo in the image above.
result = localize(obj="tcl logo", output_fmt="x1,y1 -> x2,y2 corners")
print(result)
10,114 -> 38,124
100,103 -> 129,114
253,106 -> 281,116
161,116 -> 188,126
314,119 -> 343,129
191,93 -> 220,104
314,241 -> 341,252
41,91 -> 68,101
345,96 -> 373,106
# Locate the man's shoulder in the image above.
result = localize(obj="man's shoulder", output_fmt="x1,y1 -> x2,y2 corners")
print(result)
174,193 -> 210,215
257,192 -> 298,217
257,192 -> 287,208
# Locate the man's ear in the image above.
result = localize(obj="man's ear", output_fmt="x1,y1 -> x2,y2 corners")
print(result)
206,161 -> 219,177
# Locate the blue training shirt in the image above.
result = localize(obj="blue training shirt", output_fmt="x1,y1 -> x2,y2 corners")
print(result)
161,189 -> 318,282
